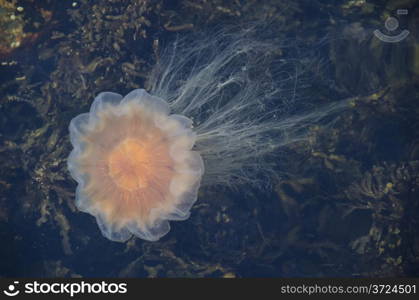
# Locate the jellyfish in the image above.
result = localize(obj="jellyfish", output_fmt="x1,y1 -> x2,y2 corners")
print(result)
68,26 -> 348,242
68,89 -> 203,242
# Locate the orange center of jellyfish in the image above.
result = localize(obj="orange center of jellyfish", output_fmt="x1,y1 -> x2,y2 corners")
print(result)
107,138 -> 152,191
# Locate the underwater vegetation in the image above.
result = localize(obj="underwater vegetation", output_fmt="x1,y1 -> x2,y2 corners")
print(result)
0,0 -> 418,277
67,23 -> 350,242
0,0 -> 40,59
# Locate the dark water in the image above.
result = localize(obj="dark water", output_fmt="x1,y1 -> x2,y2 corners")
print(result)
0,0 -> 418,277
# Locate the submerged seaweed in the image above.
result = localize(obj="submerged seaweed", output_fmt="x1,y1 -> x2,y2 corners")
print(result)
0,0 -> 418,277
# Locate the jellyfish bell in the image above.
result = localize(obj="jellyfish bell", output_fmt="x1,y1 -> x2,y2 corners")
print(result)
68,25 -> 349,242
68,89 -> 204,242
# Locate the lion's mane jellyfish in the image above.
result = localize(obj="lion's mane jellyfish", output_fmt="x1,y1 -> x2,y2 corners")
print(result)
68,90 -> 204,241
68,26 -> 348,242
